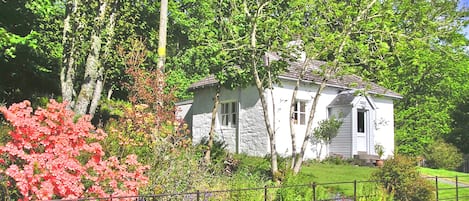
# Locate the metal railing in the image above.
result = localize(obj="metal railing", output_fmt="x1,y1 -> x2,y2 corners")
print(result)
426,175 -> 469,201
50,179 -> 384,201
32,175 -> 469,201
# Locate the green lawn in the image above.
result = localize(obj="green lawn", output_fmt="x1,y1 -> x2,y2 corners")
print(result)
418,167 -> 469,183
292,164 -> 378,197
233,156 -> 381,199
435,182 -> 469,200
418,167 -> 469,200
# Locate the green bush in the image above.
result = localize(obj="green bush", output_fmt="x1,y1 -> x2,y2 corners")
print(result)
276,172 -> 330,200
321,154 -> 348,165
424,139 -> 463,170
373,155 -> 435,201
357,183 -> 393,201
227,171 -> 272,201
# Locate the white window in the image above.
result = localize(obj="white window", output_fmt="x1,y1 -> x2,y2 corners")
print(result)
293,100 -> 306,125
221,101 -> 237,127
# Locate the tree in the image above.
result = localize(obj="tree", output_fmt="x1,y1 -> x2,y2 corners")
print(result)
344,0 -> 469,156
287,0 -> 469,170
204,0 -> 298,180
311,117 -> 343,159
61,0 -> 119,117
0,0 -> 63,105
0,100 -> 148,200
288,0 -> 379,173
446,96 -> 469,154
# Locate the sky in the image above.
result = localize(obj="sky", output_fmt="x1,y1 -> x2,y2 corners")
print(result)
460,0 -> 469,36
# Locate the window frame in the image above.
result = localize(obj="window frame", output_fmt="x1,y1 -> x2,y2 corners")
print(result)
220,101 -> 238,128
293,100 -> 307,125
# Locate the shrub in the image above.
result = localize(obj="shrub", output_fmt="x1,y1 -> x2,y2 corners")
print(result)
276,172 -> 330,200
424,139 -> 463,170
321,154 -> 348,165
311,117 -> 343,159
372,155 -> 435,201
0,100 -> 148,200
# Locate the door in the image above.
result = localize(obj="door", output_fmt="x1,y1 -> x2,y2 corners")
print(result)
356,109 -> 368,153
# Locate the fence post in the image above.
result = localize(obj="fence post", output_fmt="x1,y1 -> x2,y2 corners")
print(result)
264,185 -> 268,201
197,190 -> 200,201
312,182 -> 317,201
353,180 -> 357,201
435,176 -> 439,201
456,176 -> 459,201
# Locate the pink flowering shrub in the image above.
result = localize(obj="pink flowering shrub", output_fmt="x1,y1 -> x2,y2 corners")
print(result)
0,100 -> 149,200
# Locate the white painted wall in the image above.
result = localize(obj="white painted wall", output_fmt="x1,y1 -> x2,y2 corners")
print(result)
270,80 -> 339,159
191,81 -> 396,160
373,97 -> 395,159
175,100 -> 193,128
191,86 -> 269,156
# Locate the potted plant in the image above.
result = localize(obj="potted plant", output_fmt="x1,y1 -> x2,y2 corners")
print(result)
375,144 -> 385,167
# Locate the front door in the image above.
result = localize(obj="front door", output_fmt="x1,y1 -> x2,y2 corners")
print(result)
356,109 -> 368,153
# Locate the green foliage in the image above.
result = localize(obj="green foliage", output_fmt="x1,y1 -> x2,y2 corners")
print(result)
227,171 -> 272,201
0,0 -> 62,105
375,144 -> 385,158
373,155 -> 435,201
277,172 -> 330,200
357,183 -> 393,201
424,139 -> 463,170
198,137 -> 229,166
320,154 -> 349,165
312,117 -> 343,145
165,68 -> 199,100
446,96 -> 469,154
342,0 -> 469,156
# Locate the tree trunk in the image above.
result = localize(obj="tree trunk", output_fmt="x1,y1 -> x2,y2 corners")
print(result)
89,67 -> 104,117
293,80 -> 327,173
89,0 -> 117,117
61,0 -> 79,107
289,59 -> 309,168
204,84 -> 221,164
74,0 -> 108,116
248,0 -> 278,181
292,0 -> 378,173
253,64 -> 279,179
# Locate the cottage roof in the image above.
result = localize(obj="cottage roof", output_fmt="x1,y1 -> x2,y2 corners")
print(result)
188,60 -> 402,99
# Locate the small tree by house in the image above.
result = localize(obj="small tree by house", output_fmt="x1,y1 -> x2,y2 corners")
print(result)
311,117 -> 343,159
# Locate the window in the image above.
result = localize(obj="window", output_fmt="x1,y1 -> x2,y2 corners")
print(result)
293,100 -> 306,125
221,102 -> 237,127
357,110 -> 365,133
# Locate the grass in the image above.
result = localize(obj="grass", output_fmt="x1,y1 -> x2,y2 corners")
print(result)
418,167 -> 469,200
419,167 -> 469,183
232,155 -> 380,199
429,179 -> 469,200
297,164 -> 377,197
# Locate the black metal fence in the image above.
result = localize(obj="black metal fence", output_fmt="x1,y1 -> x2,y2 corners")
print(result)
41,176 -> 469,201
51,180 -> 386,201
427,175 -> 469,201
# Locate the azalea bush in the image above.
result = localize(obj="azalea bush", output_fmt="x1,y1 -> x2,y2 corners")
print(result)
0,100 -> 149,200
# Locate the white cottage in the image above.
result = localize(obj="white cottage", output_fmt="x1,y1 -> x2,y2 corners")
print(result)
183,60 -> 401,160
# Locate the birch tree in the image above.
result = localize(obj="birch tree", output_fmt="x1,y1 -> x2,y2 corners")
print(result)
196,0 -> 296,179
61,0 -> 118,117
287,0 -> 379,173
